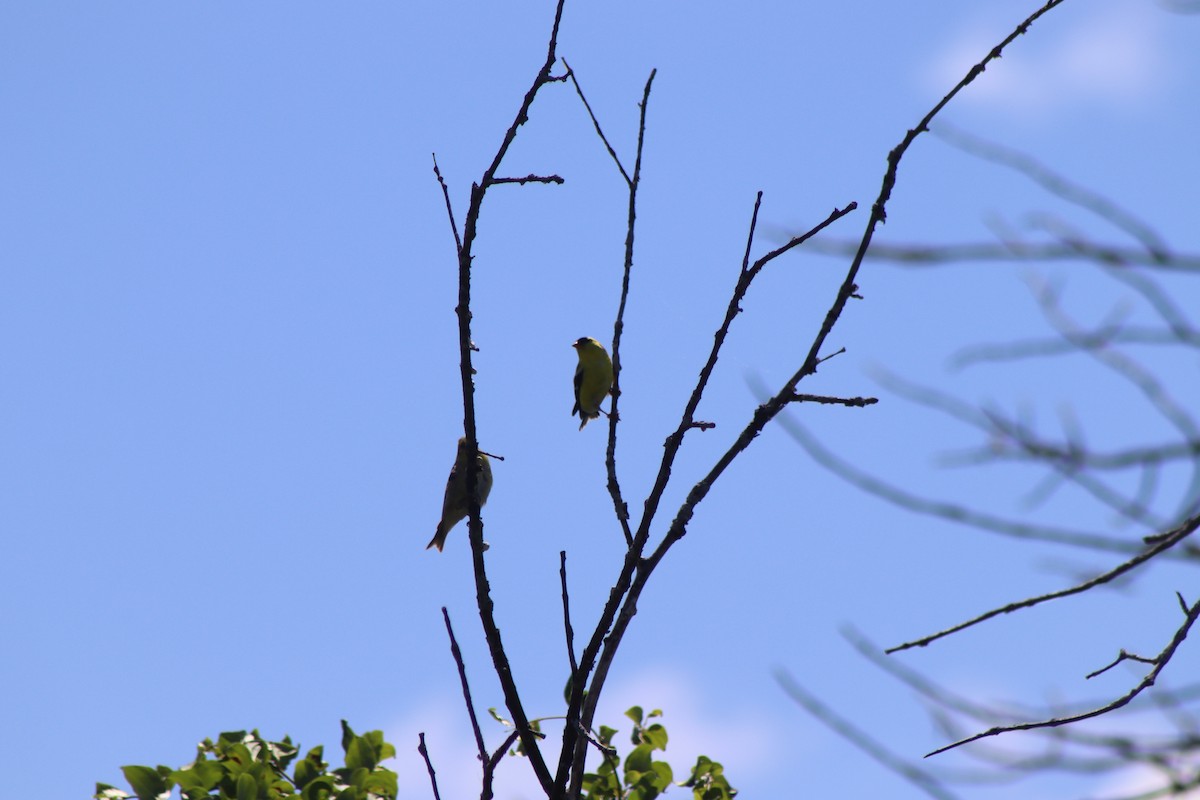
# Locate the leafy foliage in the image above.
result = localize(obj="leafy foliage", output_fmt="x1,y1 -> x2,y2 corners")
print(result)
580,706 -> 736,800
94,722 -> 397,800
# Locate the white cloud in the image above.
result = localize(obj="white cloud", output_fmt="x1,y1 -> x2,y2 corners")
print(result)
590,667 -> 784,778
384,669 -> 789,799
923,3 -> 1168,116
386,696 -> 545,800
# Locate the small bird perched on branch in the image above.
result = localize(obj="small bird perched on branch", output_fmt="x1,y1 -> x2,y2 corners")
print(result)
427,437 -> 493,552
572,336 -> 613,430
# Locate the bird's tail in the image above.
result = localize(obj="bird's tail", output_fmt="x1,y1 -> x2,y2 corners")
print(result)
426,526 -> 446,552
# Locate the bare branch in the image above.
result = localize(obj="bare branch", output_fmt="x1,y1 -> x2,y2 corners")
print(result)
559,68 -> 657,796
1086,649 -> 1159,680
484,731 -> 522,794
604,68 -> 657,550
417,732 -> 443,800
447,1 -> 571,791
559,551 -> 578,678
431,154 -> 462,256
563,58 -> 631,186
442,608 -> 488,763
489,174 -> 565,186
790,393 -> 878,407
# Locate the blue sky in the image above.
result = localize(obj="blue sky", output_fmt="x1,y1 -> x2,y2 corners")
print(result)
3,2 -> 1199,798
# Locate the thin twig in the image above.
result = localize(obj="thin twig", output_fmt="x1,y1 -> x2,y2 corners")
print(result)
791,393 -> 879,407
490,174 -> 565,186
417,733 -> 443,800
560,551 -> 578,677
564,59 -> 631,186
432,154 -> 462,255
442,608 -> 488,762
484,731 -> 521,797
1086,649 -> 1159,680
604,69 -> 656,551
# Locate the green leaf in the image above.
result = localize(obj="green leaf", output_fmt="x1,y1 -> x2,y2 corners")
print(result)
643,723 -> 668,751
222,742 -> 256,772
340,720 -> 356,753
581,769 -> 621,800
301,775 -> 337,800
598,725 -> 617,746
294,746 -> 327,789
361,767 -> 398,798
94,784 -> 132,800
266,736 -> 300,771
624,744 -> 653,776
120,765 -> 168,800
680,756 -> 737,800
681,755 -> 712,786
487,708 -> 512,727
171,759 -> 225,794
624,706 -> 644,726
235,771 -> 257,800
345,736 -> 374,772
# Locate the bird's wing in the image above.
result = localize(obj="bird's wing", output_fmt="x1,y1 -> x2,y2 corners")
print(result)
572,360 -> 583,415
441,461 -> 459,509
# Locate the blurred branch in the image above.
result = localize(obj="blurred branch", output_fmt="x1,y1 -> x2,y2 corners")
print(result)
775,410 -> 1147,555
1030,276 -> 1200,447
775,668 -> 964,800
952,328 -> 1200,368
888,511 -> 1200,653
838,628 -> 1200,791
933,123 -> 1171,261
927,593 -> 1200,757
800,239 -> 1200,272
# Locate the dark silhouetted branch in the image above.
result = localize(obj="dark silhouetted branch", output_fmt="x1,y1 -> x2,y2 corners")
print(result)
417,732 -> 443,800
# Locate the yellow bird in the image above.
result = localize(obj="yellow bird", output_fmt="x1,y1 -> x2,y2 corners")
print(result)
427,437 -> 493,552
572,337 -> 613,430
